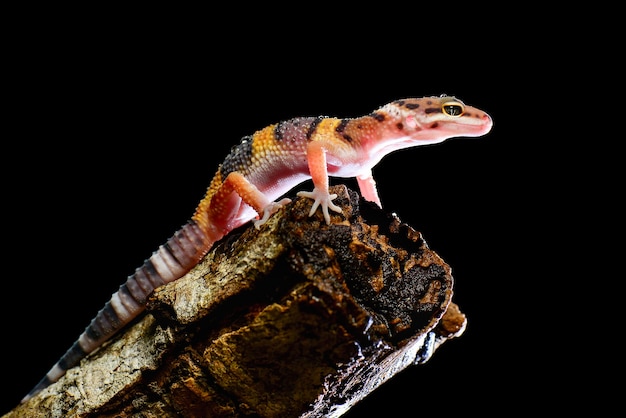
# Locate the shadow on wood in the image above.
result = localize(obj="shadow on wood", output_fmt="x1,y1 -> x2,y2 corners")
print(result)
7,185 -> 466,418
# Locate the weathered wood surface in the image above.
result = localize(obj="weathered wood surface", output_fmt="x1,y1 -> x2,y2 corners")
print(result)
6,185 -> 466,418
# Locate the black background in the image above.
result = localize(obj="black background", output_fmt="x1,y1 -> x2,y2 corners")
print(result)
3,6 -> 590,416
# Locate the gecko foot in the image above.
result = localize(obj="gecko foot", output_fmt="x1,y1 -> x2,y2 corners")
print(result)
254,198 -> 292,229
297,187 -> 342,224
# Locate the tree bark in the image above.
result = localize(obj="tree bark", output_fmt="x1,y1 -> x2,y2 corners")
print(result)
6,185 -> 466,418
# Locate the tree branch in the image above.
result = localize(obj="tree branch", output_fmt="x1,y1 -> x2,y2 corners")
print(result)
7,185 -> 466,418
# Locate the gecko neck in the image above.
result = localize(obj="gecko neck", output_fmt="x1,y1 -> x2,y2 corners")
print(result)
350,115 -> 448,170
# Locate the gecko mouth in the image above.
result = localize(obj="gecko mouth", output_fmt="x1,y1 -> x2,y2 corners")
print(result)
436,115 -> 493,136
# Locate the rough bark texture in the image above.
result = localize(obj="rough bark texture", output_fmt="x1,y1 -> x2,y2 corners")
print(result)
6,185 -> 466,418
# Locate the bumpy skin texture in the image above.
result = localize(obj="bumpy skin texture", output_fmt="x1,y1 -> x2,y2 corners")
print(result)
22,96 -> 492,403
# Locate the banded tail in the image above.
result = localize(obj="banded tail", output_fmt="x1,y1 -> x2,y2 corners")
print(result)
22,219 -> 213,403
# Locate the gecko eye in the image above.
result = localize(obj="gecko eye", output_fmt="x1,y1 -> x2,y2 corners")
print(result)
442,101 -> 464,117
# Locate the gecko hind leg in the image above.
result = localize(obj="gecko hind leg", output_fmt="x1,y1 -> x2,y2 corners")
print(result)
254,198 -> 292,229
219,171 -> 292,229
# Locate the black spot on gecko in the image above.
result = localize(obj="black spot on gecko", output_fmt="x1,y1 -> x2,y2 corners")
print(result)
335,119 -> 348,132
335,120 -> 353,142
306,116 -> 324,140
274,122 -> 284,141
58,344 -> 85,370
85,323 -> 101,341
394,100 -> 406,106
424,107 -> 441,114
102,303 -> 121,329
396,122 -> 403,130
221,136 -> 253,177
370,112 -> 385,122
144,260 -> 162,287
404,103 -> 420,109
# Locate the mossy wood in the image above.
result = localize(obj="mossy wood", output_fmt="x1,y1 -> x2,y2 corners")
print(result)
7,185 -> 466,418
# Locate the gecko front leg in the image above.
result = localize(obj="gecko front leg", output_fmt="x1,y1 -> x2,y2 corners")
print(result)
356,170 -> 382,208
297,141 -> 343,224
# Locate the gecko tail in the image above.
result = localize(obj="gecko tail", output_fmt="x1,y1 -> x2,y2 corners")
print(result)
21,220 -> 214,404
21,379 -> 50,404
21,341 -> 86,403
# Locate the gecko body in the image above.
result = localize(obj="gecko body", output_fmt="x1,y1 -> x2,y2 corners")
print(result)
22,96 -> 492,403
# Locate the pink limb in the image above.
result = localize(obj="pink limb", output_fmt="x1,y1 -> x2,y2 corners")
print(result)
357,172 -> 382,207
297,141 -> 342,224
219,172 -> 292,229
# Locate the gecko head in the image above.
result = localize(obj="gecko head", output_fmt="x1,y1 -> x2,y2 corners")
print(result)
359,95 -> 494,170
390,95 -> 493,141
